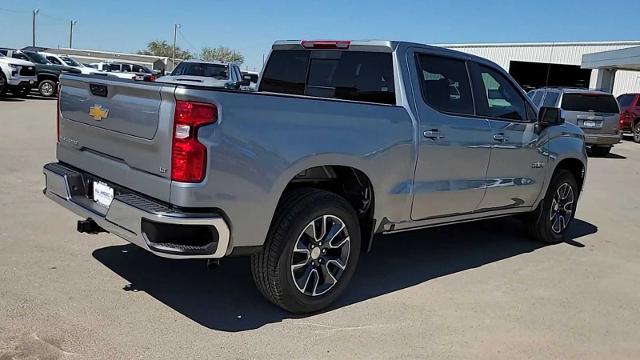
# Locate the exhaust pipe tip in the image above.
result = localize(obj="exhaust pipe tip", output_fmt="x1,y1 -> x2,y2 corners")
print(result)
77,218 -> 106,234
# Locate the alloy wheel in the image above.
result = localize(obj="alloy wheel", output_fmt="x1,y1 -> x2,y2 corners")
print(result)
290,215 -> 350,297
549,182 -> 574,234
41,82 -> 54,96
634,123 -> 640,143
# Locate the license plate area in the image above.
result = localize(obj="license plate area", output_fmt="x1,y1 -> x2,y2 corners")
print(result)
581,120 -> 601,128
93,181 -> 114,207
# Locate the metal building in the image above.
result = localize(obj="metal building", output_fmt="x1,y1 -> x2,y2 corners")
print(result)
442,41 -> 640,96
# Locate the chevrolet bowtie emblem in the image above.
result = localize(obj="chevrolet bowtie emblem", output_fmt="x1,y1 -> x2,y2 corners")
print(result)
89,104 -> 109,121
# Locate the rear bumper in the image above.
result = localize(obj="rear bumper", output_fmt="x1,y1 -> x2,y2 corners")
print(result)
43,162 -> 231,259
584,133 -> 621,146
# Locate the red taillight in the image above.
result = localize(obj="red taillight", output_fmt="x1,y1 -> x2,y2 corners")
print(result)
301,40 -> 350,49
148,74 -> 156,82
171,101 -> 217,182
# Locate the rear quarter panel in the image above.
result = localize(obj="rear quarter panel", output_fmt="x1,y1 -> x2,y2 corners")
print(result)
170,88 -> 416,248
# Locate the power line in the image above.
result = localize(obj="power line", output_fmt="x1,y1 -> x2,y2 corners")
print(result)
177,29 -> 200,54
0,7 -> 31,14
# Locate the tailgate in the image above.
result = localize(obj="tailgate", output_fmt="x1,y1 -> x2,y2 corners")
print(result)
58,74 -> 177,202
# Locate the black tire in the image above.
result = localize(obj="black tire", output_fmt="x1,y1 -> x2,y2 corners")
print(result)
0,72 -> 6,96
633,121 -> 640,144
38,79 -> 56,97
589,146 -> 611,157
11,87 -> 30,98
251,188 -> 361,314
526,169 -> 578,244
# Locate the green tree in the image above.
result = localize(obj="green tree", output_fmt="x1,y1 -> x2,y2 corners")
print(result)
199,46 -> 244,65
137,40 -> 193,60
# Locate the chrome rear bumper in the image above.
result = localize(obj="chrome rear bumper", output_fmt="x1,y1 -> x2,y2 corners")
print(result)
43,163 -> 230,259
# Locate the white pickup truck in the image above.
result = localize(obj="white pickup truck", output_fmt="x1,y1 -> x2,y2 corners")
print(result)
0,53 -> 37,97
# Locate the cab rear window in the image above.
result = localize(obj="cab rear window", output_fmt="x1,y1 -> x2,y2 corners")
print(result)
260,50 -> 396,105
561,93 -> 619,113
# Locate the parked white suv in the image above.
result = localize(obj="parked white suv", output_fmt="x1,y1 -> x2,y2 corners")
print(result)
40,52 -> 99,75
89,62 -> 156,81
0,53 -> 37,97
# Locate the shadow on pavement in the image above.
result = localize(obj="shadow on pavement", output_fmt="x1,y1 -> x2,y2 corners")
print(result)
92,217 -> 597,332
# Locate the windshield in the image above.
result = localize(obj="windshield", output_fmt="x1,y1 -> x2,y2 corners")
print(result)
24,51 -> 50,64
61,56 -> 81,66
561,93 -> 619,113
171,62 -> 228,79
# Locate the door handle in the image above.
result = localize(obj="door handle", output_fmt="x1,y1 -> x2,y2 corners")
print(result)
423,129 -> 445,140
493,133 -> 509,142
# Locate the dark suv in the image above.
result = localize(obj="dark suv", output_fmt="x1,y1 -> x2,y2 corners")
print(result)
617,93 -> 640,143
529,87 -> 621,156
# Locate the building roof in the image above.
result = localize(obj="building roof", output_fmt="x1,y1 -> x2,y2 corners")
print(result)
440,40 -> 640,48
582,46 -> 640,71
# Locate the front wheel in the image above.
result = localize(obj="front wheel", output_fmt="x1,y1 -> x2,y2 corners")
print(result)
38,79 -> 56,97
0,73 -> 6,96
526,169 -> 578,243
251,188 -> 361,314
633,122 -> 640,144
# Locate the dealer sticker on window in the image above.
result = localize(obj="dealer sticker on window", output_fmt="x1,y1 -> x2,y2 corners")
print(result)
93,181 -> 114,207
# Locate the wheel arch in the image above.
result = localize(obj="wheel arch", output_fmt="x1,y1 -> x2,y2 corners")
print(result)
552,157 -> 586,194
274,163 -> 377,252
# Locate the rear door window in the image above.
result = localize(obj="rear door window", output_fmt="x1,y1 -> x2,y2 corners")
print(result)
415,54 -> 474,115
542,92 -> 559,107
561,93 -> 619,113
46,56 -> 62,65
260,50 -> 396,105
532,91 -> 544,106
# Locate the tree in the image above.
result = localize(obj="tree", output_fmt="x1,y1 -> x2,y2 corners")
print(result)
199,46 -> 244,65
137,40 -> 193,60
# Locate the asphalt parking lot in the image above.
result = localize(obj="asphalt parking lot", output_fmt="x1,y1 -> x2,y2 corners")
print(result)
1,97 -> 639,359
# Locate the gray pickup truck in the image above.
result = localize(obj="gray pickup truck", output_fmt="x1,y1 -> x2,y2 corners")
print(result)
44,40 -> 587,313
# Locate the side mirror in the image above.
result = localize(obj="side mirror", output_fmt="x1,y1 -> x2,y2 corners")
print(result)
538,106 -> 564,127
239,79 -> 251,87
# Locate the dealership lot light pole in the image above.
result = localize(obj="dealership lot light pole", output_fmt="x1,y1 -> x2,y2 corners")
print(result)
32,9 -> 39,46
69,20 -> 77,48
172,24 -> 180,70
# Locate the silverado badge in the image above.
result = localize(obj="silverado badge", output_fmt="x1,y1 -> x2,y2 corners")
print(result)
89,105 -> 109,121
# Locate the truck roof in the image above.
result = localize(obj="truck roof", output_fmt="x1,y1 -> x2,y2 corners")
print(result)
271,40 -> 492,63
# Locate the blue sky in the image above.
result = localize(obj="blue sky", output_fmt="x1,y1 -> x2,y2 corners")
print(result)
1,0 -> 637,70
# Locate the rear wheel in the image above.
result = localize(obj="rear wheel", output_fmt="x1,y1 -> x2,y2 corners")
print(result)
590,146 -> 611,157
633,121 -> 640,143
38,79 -> 56,97
526,169 -> 578,244
251,188 -> 361,314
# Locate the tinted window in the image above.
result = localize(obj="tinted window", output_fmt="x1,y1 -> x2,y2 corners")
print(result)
532,91 -> 544,106
617,94 -> 636,107
121,64 -> 132,72
416,54 -> 474,115
23,51 -> 49,64
561,93 -> 619,113
542,92 -> 559,107
108,64 -> 120,71
260,50 -> 396,105
13,53 -> 30,61
61,57 -> 80,66
474,65 -> 526,121
46,56 -> 62,65
172,62 -> 229,79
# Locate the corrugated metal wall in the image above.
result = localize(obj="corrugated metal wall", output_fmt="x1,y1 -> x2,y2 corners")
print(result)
443,42 -> 640,96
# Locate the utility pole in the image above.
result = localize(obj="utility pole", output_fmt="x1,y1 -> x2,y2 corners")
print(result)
69,21 -> 77,48
32,9 -> 39,47
172,24 -> 180,70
